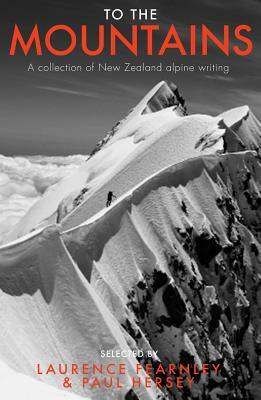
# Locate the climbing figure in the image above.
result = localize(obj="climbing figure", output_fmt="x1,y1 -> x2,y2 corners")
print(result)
106,191 -> 116,207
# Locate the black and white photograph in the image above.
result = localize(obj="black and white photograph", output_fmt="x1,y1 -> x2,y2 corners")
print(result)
0,1 -> 260,399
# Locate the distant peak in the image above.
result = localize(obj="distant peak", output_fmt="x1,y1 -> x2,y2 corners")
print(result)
90,80 -> 187,156
140,80 -> 187,116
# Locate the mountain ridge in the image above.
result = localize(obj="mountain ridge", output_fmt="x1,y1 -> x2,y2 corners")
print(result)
0,80 -> 261,399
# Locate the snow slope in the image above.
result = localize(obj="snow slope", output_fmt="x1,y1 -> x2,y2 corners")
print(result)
6,84 -> 261,243
0,359 -> 84,400
6,81 -> 188,241
63,150 -> 261,399
0,225 -> 162,399
0,80 -> 261,399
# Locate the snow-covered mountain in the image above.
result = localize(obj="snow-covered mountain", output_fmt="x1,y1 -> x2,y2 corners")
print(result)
0,81 -> 261,399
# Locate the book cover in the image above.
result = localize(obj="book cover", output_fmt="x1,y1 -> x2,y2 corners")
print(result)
0,1 -> 260,399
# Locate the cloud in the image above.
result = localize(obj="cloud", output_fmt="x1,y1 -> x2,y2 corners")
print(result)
0,154 -> 86,243
205,74 -> 235,82
35,78 -> 148,103
107,81 -> 146,98
35,85 -> 103,99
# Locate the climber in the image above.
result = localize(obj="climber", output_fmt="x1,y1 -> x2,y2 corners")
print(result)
106,191 -> 116,207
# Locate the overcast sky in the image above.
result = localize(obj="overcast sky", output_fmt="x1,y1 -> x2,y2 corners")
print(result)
0,0 -> 260,155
